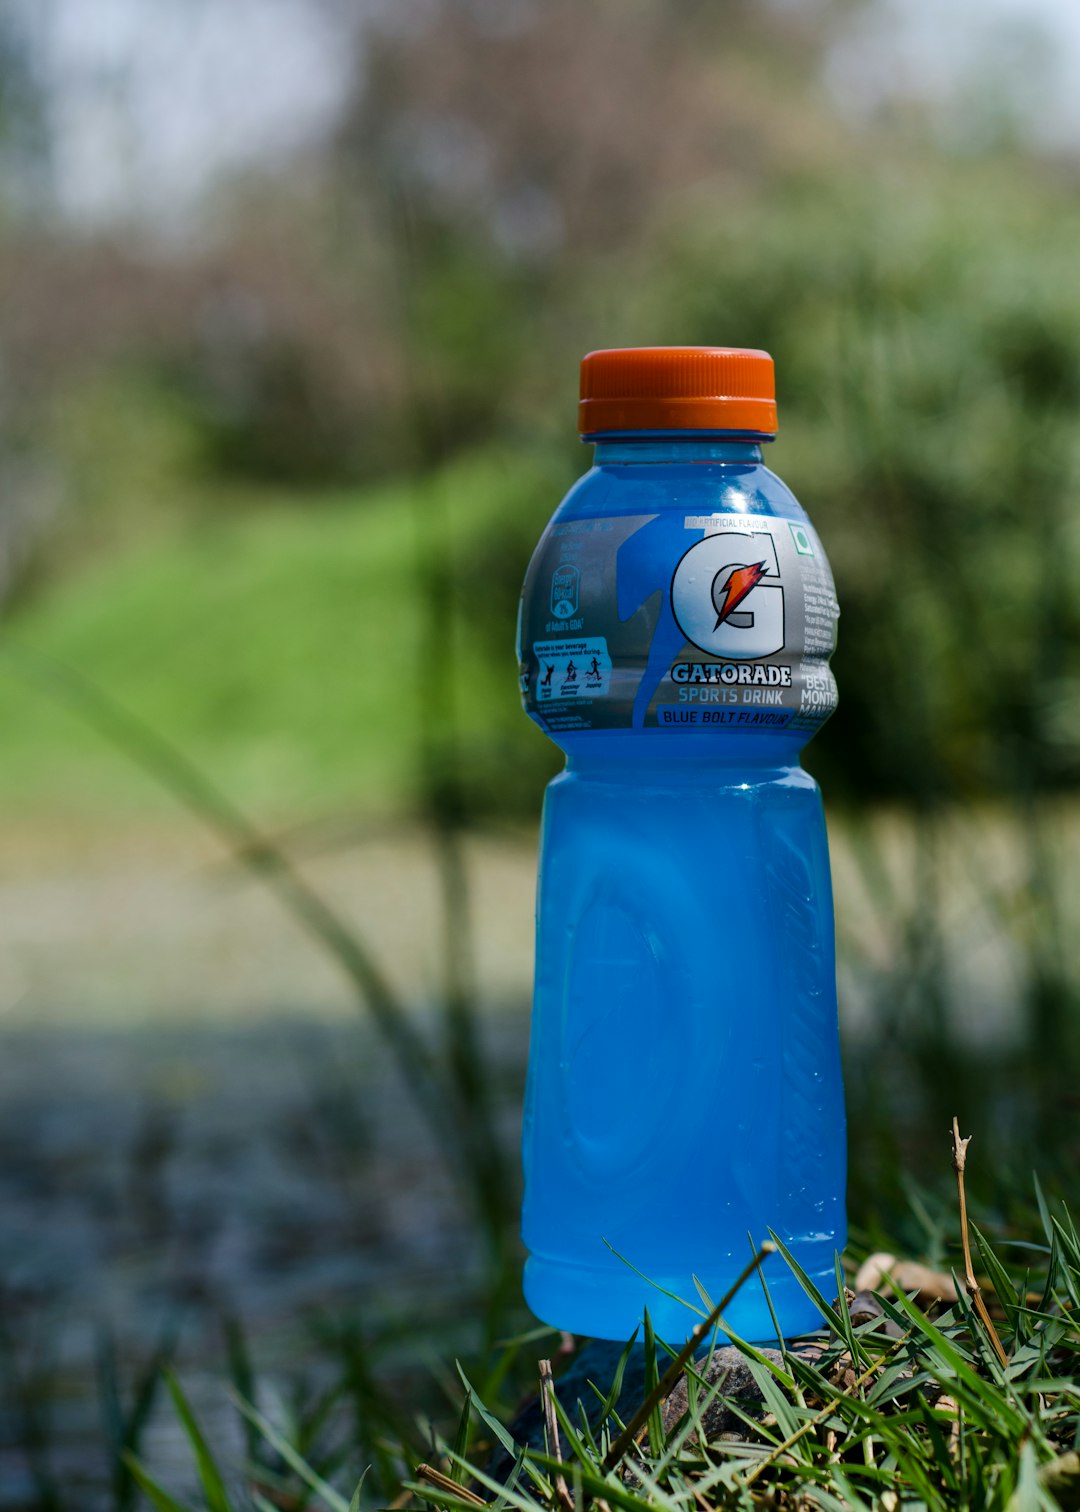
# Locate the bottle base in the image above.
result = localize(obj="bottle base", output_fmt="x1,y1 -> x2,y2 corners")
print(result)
524,1251 -> 837,1344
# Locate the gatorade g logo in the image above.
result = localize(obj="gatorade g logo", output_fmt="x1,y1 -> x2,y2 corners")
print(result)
670,531 -> 785,660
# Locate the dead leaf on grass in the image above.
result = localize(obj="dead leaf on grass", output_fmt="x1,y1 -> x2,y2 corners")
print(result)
854,1251 -> 958,1305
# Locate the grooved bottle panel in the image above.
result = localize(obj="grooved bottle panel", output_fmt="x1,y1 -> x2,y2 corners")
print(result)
562,894 -> 669,1183
521,768 -> 846,1339
761,797 -> 846,1242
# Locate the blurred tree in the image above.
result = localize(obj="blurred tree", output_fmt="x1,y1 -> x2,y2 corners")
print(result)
638,173 -> 1080,800
0,11 -> 60,610
329,0 -> 841,463
0,6 -> 49,205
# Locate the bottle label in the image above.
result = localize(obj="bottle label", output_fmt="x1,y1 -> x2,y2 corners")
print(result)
519,509 -> 838,734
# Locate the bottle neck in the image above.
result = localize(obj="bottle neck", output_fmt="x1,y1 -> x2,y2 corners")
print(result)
588,431 -> 769,465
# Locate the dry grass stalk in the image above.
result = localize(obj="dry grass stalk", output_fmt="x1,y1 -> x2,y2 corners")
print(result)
415,1463 -> 488,1507
951,1117 -> 1009,1370
539,1358 -> 573,1512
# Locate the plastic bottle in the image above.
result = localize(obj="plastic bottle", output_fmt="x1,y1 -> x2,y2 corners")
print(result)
516,347 -> 846,1342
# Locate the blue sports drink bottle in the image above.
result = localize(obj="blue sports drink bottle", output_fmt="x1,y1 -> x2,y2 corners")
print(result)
516,347 -> 846,1342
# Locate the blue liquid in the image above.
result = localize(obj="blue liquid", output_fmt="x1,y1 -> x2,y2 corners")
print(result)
520,436 -> 847,1342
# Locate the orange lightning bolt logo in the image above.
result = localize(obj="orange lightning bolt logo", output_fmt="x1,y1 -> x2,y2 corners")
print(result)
712,560 -> 768,630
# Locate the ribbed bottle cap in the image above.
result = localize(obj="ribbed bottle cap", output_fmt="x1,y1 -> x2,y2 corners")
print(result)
578,346 -> 777,436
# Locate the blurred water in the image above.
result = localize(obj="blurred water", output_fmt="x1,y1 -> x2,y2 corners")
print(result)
0,1015 -> 526,1506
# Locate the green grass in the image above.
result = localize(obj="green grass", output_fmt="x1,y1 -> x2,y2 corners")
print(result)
121,1173 -> 1080,1512
0,449 -> 554,823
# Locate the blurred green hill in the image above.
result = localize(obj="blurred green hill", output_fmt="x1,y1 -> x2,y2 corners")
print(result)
0,448 -> 563,820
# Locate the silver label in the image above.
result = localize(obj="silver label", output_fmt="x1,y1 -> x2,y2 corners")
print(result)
519,510 -> 839,735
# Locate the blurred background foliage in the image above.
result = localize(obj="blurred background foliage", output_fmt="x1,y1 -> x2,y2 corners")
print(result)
1,1 -> 1079,824
2,0 -> 1080,1502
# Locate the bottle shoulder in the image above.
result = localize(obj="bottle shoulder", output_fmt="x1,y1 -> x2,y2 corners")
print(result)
553,459 -> 810,526
518,453 -> 838,753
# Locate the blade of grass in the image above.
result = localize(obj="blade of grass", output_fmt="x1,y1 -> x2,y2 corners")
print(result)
230,1390 -> 353,1512
222,1314 -> 261,1466
164,1372 -> 230,1512
748,1231 -> 787,1352
601,1242 -> 707,1320
767,1232 -> 846,1331
121,1454 -> 196,1512
347,1467 -> 370,1512
449,1389 -> 474,1484
586,1331 -> 640,1430
98,1321 -> 178,1512
641,1312 -> 664,1458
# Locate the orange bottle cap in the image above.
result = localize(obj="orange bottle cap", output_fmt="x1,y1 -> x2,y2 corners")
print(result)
578,346 -> 777,437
